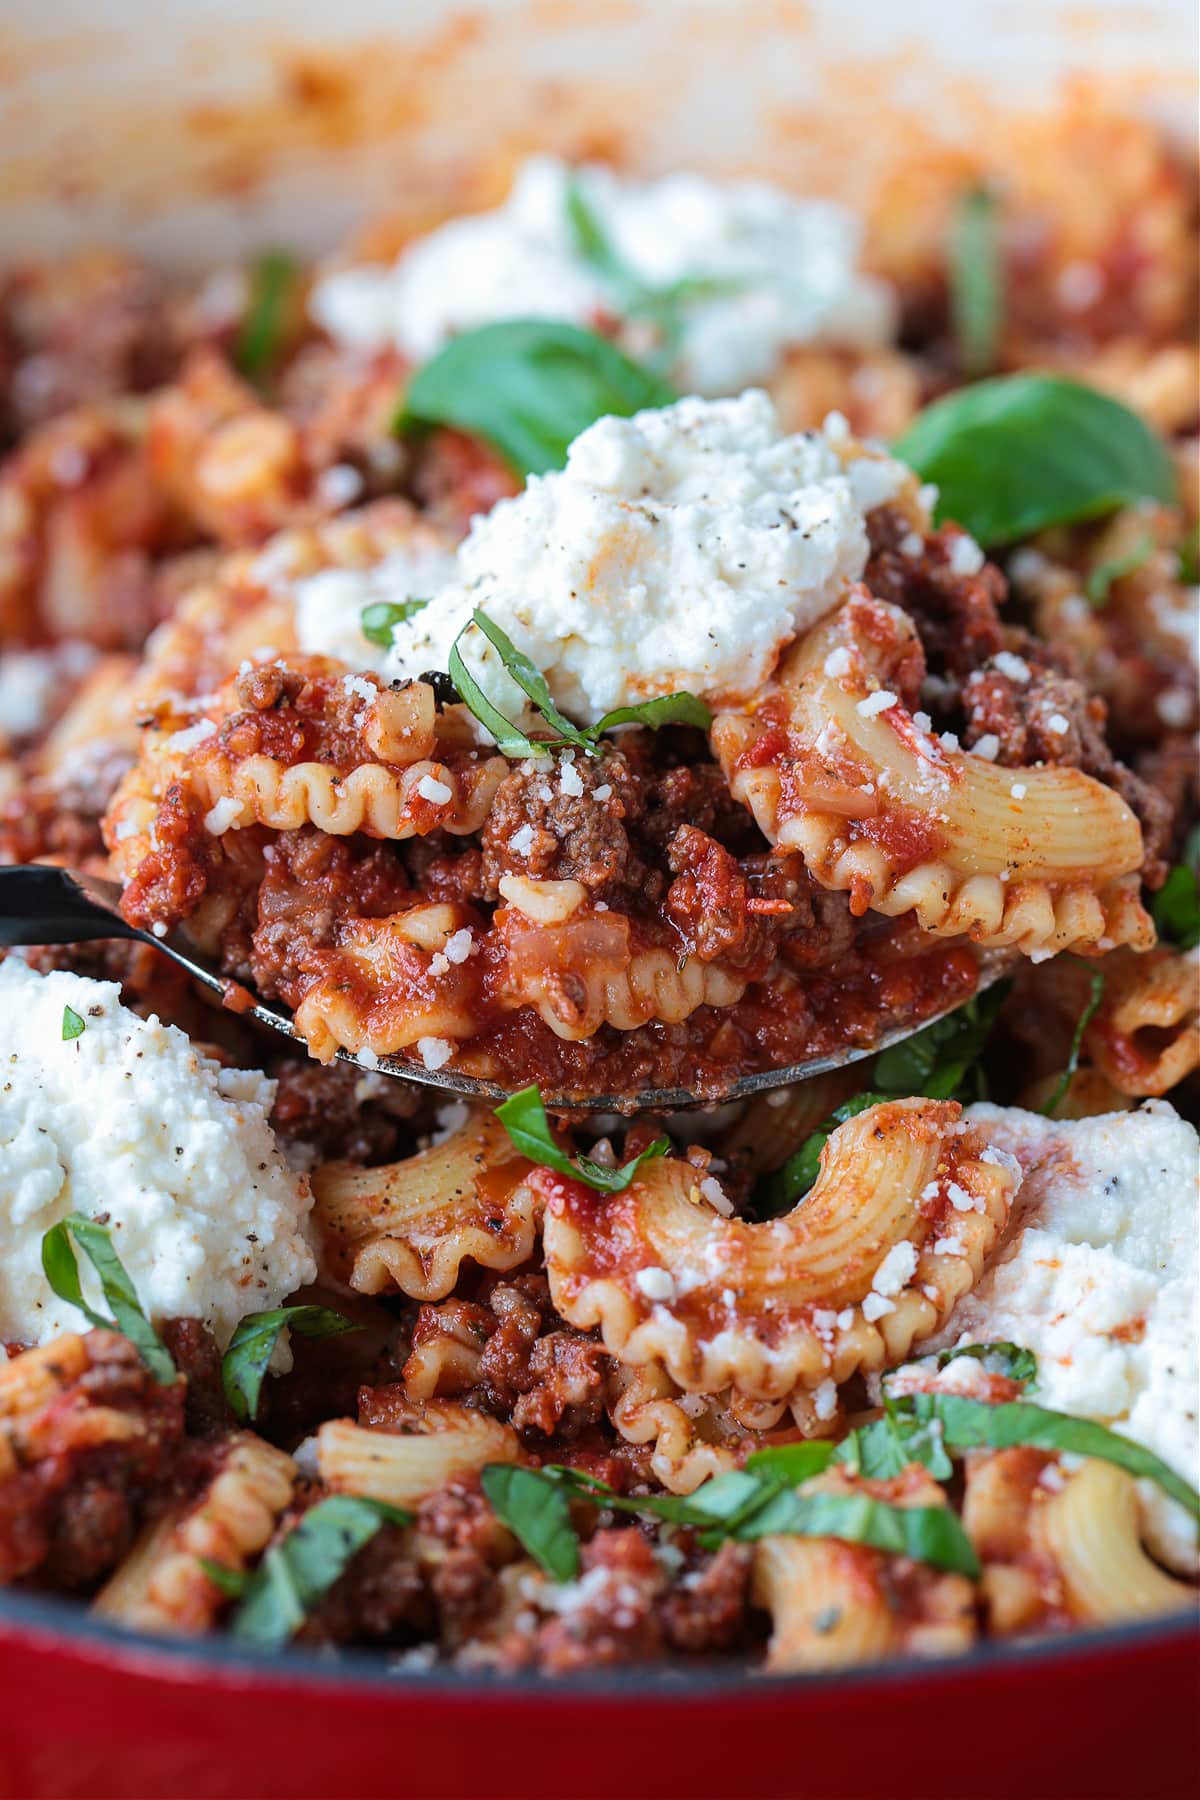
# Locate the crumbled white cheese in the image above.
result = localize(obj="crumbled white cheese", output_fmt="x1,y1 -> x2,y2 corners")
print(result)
873,1240 -> 918,1298
442,928 -> 475,965
824,647 -> 853,679
593,784 -> 612,802
813,1379 -> 839,1421
698,1175 -> 734,1218
993,651 -> 1031,684
416,1037 -> 455,1071
861,1291 -> 895,1321
416,774 -> 453,805
166,718 -> 217,753
508,824 -> 536,857
342,672 -> 377,707
559,757 -> 585,799
0,962 -> 314,1350
203,797 -> 243,836
1046,712 -> 1071,736
948,535 -> 985,577
316,463 -> 365,510
1010,783 -> 1027,800
385,392 -> 913,728
1056,261 -> 1104,311
972,733 -> 1001,762
856,689 -> 898,719
291,536 -> 458,673
635,1266 -> 677,1303
309,155 -> 897,396
930,1102 -> 1200,1575
1156,689 -> 1194,729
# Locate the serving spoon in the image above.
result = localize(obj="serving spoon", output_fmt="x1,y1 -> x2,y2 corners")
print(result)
0,864 -> 1008,1113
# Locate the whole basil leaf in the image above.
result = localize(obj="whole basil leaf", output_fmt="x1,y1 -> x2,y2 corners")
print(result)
40,1215 -> 176,1385
495,1084 -> 669,1195
397,319 -> 676,477
895,375 -> 1176,547
221,1305 -> 360,1424
228,1495 -> 410,1647
481,1464 -> 580,1582
948,187 -> 1002,379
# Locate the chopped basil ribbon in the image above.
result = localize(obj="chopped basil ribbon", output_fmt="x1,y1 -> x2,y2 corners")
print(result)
948,186 -> 1003,379
1152,827 -> 1200,953
495,1083 -> 669,1195
1039,960 -> 1105,1117
447,607 -> 710,759
221,1305 -> 360,1424
894,375 -> 1176,547
563,174 -> 746,365
886,1393 -> 1200,1521
396,318 -> 676,478
1178,523 -> 1200,584
751,985 -> 1010,1218
235,251 -> 298,381
223,1495 -> 410,1647
40,1215 -> 176,1385
751,1093 -> 882,1220
61,1005 -> 86,1041
480,1465 -> 580,1582
197,1557 -> 250,1599
872,981 -> 1011,1103
725,1489 -> 980,1576
481,1454 -> 979,1577
1085,533 -> 1155,607
360,598 -> 429,647
924,1341 -> 1039,1386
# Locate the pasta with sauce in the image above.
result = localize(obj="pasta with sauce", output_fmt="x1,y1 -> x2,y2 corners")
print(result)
0,86 -> 1196,1684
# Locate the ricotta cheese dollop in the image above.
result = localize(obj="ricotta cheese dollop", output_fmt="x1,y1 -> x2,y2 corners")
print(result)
309,155 -> 897,395
380,390 -> 912,727
925,1101 -> 1200,1575
292,530 -> 459,670
0,961 -> 316,1351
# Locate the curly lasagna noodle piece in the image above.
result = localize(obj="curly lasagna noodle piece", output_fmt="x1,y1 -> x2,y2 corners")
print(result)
317,1398 -> 520,1510
542,1097 -> 1017,1410
713,589 -> 1154,957
93,1434 -> 296,1634
312,1109 -> 537,1299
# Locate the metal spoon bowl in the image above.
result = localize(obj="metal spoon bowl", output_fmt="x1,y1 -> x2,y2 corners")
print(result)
0,864 -> 1010,1113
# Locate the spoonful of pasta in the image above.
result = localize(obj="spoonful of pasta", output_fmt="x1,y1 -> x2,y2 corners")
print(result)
0,864 -> 1013,1113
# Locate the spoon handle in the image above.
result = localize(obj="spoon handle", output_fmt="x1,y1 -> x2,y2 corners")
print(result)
0,865 -> 139,949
